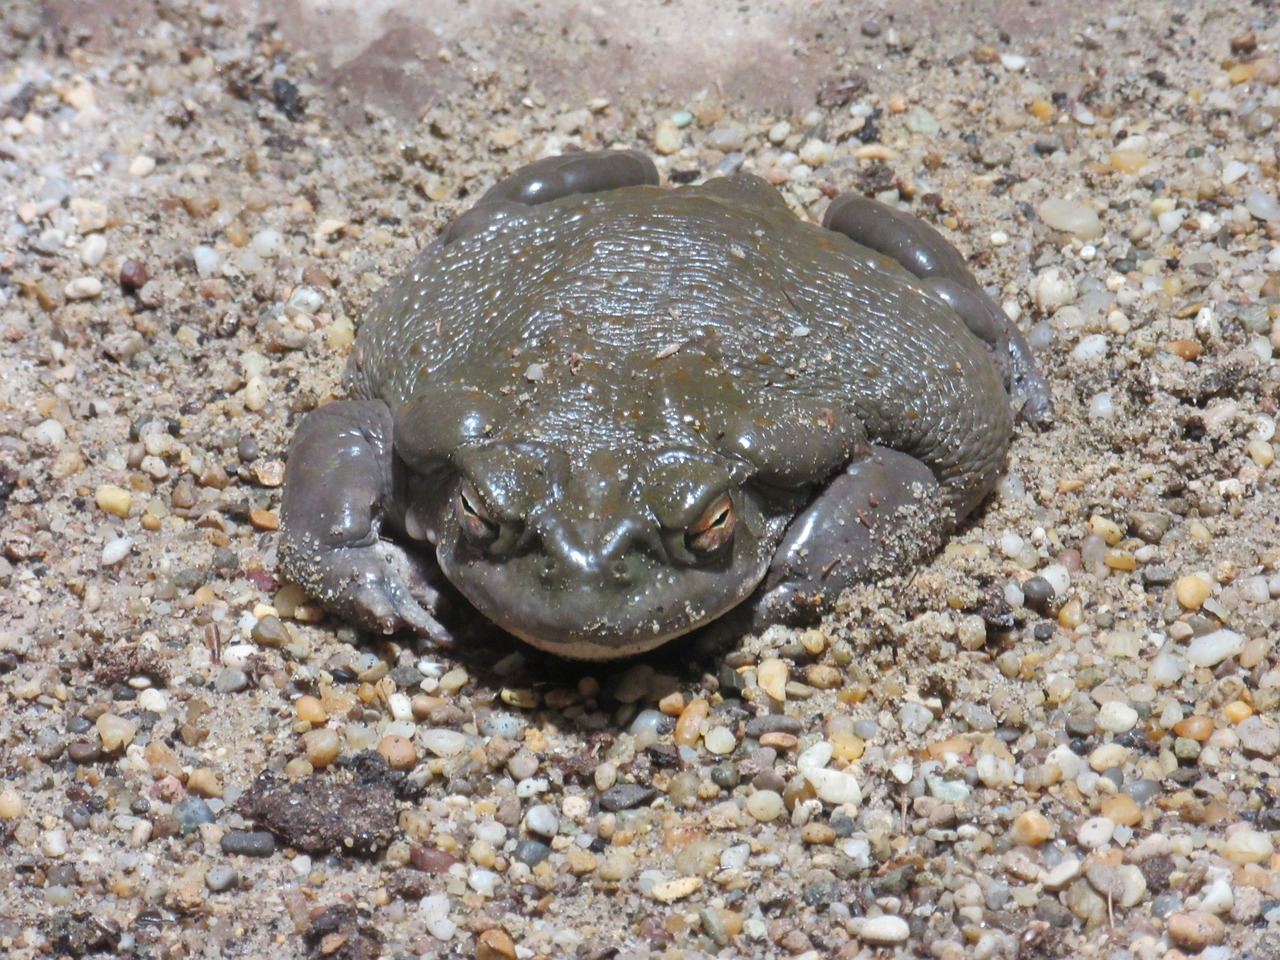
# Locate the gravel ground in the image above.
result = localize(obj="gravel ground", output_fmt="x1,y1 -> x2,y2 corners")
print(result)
2,1 -> 1280,958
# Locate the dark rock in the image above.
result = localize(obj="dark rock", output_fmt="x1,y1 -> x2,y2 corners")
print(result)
514,838 -> 552,867
238,752 -> 397,855
599,783 -> 656,811
220,829 -> 276,857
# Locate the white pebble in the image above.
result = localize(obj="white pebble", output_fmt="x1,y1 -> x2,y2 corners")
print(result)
859,915 -> 910,945
1045,744 -> 1082,780
419,729 -> 469,757
1000,53 -> 1027,71
192,245 -> 222,278
1039,563 -> 1071,599
1251,416 -> 1276,442
797,741 -> 834,774
524,803 -> 559,838
704,726 -> 737,755
1088,391 -> 1116,420
129,155 -> 156,177
805,767 -> 862,807
64,276 -> 103,300
1071,333 -> 1108,362
79,233 -> 107,267
137,688 -> 167,713
101,536 -> 133,566
976,753 -> 1014,788
1157,210 -> 1185,234
1032,266 -> 1078,313
1076,816 -> 1115,849
1185,629 -> 1244,667
251,229 -> 285,258
30,418 -> 67,446
1244,187 -> 1280,223
1149,647 -> 1188,685
721,843 -> 751,870
1096,701 -> 1138,734
798,138 -> 832,167
467,869 -> 499,896
1036,200 -> 1102,240
386,692 -> 414,722
1222,159 -> 1249,185
999,532 -> 1024,558
1199,876 -> 1233,914
1043,856 -> 1081,891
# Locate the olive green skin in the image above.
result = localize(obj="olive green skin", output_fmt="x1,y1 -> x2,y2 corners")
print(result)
280,150 -> 1050,659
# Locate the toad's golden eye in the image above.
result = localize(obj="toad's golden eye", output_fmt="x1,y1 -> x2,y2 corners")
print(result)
455,483 -> 499,545
684,492 -> 735,556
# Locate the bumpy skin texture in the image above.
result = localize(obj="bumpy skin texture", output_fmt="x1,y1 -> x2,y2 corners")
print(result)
280,150 -> 1051,659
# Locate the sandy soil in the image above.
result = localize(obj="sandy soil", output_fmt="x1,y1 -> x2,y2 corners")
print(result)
2,1 -> 1279,958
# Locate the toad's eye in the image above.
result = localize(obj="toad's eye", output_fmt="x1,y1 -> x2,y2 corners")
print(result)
684,492 -> 735,556
455,483 -> 499,545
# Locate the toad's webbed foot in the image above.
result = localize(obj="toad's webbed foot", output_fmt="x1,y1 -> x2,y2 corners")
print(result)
824,194 -> 1053,427
748,445 -> 949,629
279,400 -> 455,646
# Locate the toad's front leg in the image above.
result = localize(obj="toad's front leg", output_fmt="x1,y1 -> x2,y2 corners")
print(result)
279,400 -> 453,644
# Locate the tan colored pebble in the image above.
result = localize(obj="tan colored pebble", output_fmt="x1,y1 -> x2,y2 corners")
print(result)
745,789 -> 784,822
1109,149 -> 1148,173
248,507 -> 279,531
1166,910 -> 1226,950
1088,742 -> 1130,771
801,822 -> 836,845
475,928 -> 517,960
758,732 -> 798,751
1173,714 -> 1214,742
1100,794 -> 1141,826
1248,439 -> 1274,467
799,629 -> 827,655
658,691 -> 685,716
186,767 -> 223,798
96,713 -> 138,751
674,698 -> 709,747
251,460 -> 286,487
377,735 -> 417,770
438,668 -> 469,694
1057,597 -> 1084,628
804,664 -> 842,689
0,788 -> 24,819
1103,549 -> 1135,571
1223,700 -> 1253,723
302,727 -> 341,768
651,875 -> 702,903
830,732 -> 865,762
565,848 -> 597,875
293,696 -> 325,727
95,484 -> 132,517
757,658 -> 788,701
1175,574 -> 1212,609
1029,98 -> 1054,121
1009,810 -> 1052,847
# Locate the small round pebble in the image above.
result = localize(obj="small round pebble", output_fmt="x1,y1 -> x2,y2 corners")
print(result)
205,864 -> 238,892
524,803 -> 559,839
859,915 -> 910,945
745,790 -> 784,822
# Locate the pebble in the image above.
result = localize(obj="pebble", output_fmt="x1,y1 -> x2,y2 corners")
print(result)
302,728 -> 341,767
250,229 -> 284,258
96,713 -> 137,751
220,830 -> 276,857
0,789 -> 24,820
1244,187 -> 1280,222
419,729 -> 469,757
79,232 -> 107,266
524,803 -> 559,838
1175,574 -> 1212,609
1096,701 -> 1138,734
205,864 -> 238,892
174,797 -> 215,833
1042,857 -> 1081,891
1037,199 -> 1103,239
1009,810 -> 1051,846
1076,816 -> 1115,849
513,839 -> 550,867
1223,828 -> 1274,865
214,667 -> 249,694
1236,715 -> 1280,757
757,658 -> 789,701
64,276 -> 103,300
745,790 -> 784,822
599,783 -> 655,811
1185,629 -> 1244,667
704,726 -> 737,755
94,484 -> 132,517
858,915 -> 910,945
1166,911 -> 1226,950
377,734 -> 416,770
653,119 -> 683,155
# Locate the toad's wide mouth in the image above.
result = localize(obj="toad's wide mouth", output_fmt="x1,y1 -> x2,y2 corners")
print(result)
438,552 -> 769,661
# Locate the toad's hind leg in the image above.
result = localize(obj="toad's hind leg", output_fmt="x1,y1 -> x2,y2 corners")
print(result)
824,194 -> 1053,426
441,149 -> 661,246
748,446 -> 948,627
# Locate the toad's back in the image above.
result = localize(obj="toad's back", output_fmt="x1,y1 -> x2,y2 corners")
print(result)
349,173 -> 1010,518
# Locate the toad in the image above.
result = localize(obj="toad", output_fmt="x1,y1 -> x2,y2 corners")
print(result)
280,150 -> 1051,659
